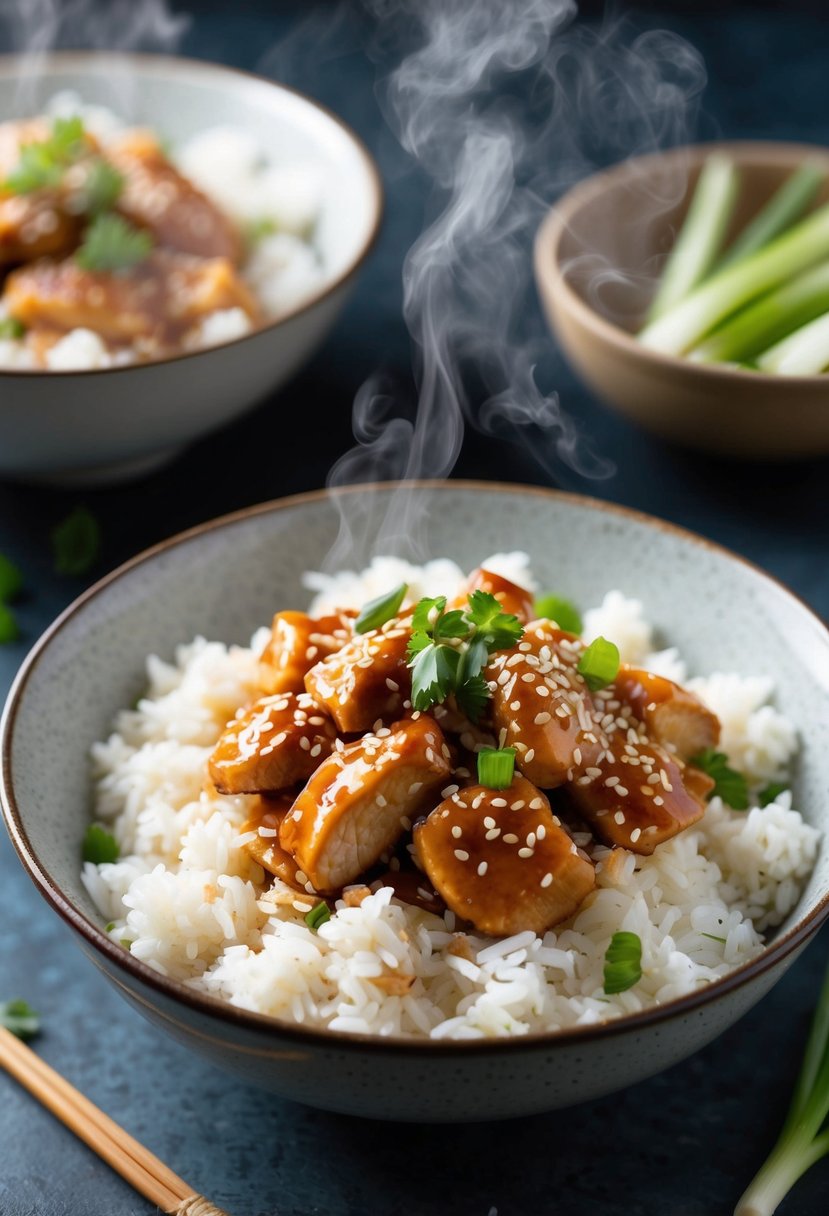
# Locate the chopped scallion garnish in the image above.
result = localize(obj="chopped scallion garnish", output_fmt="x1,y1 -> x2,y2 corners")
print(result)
577,636 -> 620,691
477,747 -> 516,790
603,931 -> 642,995
354,582 -> 407,634
52,506 -> 100,576
0,998 -> 40,1040
533,594 -> 582,635
689,748 -> 749,810
82,824 -> 119,864
304,901 -> 331,932
0,316 -> 25,340
4,116 -> 86,194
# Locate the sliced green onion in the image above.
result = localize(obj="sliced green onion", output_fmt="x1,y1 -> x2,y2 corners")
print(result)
477,747 -> 516,790
756,309 -> 829,375
0,553 -> 23,601
52,506 -> 101,576
355,582 -> 407,633
759,781 -> 789,808
577,636 -> 620,691
700,932 -> 727,944
647,153 -> 738,323
0,316 -> 25,340
0,998 -> 40,1040
0,602 -> 19,644
603,931 -> 642,994
690,261 -> 829,365
304,901 -> 331,931
533,594 -> 582,635
639,200 -> 829,356
718,162 -> 824,271
82,823 -> 119,864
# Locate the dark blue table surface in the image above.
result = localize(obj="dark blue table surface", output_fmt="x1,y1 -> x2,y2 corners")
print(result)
1,3 -> 828,1214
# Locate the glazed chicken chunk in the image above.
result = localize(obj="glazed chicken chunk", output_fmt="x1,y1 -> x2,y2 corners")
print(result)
209,692 -> 337,795
4,248 -> 259,346
259,609 -> 354,696
239,794 -> 308,890
304,615 -> 412,734
280,716 -> 452,891
107,129 -> 243,263
612,667 -> 720,760
414,775 -> 596,936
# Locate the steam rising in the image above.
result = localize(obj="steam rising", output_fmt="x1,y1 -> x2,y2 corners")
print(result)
325,0 -> 706,567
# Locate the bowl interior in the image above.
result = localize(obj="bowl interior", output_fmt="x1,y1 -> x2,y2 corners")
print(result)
4,484 -> 829,971
0,52 -> 379,287
554,142 -> 829,334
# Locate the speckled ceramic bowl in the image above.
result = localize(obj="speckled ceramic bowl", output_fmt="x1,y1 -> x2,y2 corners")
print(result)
0,53 -> 383,486
2,482 -> 828,1121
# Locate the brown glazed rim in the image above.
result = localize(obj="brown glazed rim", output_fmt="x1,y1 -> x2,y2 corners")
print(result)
535,139 -> 829,388
2,480 -> 828,1056
0,50 -> 385,378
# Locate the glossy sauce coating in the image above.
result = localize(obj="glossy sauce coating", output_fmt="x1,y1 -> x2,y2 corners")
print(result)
209,692 -> 337,795
304,614 -> 412,734
259,609 -> 354,696
414,775 -> 596,936
280,716 -> 452,891
612,666 -> 720,760
239,794 -> 306,889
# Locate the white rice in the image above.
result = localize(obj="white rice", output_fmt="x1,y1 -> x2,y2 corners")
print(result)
82,556 -> 820,1039
0,93 -> 325,371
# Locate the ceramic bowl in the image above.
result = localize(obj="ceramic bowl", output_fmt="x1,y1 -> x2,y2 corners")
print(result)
0,53 -> 383,486
534,142 -> 829,459
2,481 -> 828,1122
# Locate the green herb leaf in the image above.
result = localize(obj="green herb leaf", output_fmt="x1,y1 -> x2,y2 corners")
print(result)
78,158 -> 124,215
0,316 -> 25,340
0,998 -> 40,1040
690,748 -> 749,810
4,116 -> 86,194
410,643 -> 461,712
354,582 -> 407,634
52,506 -> 100,576
603,930 -> 642,995
244,216 -> 279,246
577,636 -> 620,691
411,596 -> 447,634
454,673 -> 490,723
75,213 -> 153,273
0,603 -> 19,643
304,901 -> 331,932
477,747 -> 516,790
534,594 -> 582,635
758,781 -> 789,808
466,590 -> 523,651
433,609 -> 470,641
0,553 -> 23,601
82,824 -> 119,864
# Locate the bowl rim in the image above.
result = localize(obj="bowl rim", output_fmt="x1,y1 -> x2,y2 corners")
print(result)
535,138 -> 829,390
0,50 -> 385,379
2,478 -> 828,1055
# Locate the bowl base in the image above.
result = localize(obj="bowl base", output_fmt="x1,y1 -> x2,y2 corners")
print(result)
14,444 -> 185,489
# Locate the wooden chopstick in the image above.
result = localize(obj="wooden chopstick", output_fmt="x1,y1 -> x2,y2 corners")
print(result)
0,1025 -> 230,1215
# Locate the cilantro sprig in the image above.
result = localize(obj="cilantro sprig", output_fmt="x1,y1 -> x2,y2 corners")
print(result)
75,213 -> 153,273
4,116 -> 86,194
407,590 -> 523,721
690,747 -> 749,810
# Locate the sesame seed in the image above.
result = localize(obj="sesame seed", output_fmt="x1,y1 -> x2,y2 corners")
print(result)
518,847 -> 534,858
534,711 -> 552,725
510,700 -> 521,712
483,816 -> 496,829
451,825 -> 462,839
477,861 -> 488,876
442,784 -> 460,798
616,786 -> 629,797
614,811 -> 625,825
524,748 -> 535,763
605,776 -> 619,788
540,872 -> 553,888
491,797 -> 507,808
485,828 -> 501,840
653,795 -> 664,807
299,736 -> 310,751
536,824 -> 546,840
586,767 -> 601,778
454,849 -> 470,862
535,686 -> 549,697
521,673 -> 536,684
529,797 -> 544,810
503,833 -> 519,844
630,828 -> 642,843
510,800 -> 525,811
376,794 -> 387,807
527,832 -> 536,847
309,743 -> 322,757
385,678 -> 399,692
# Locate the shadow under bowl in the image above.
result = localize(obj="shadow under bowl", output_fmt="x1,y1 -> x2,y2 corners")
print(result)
534,141 -> 829,459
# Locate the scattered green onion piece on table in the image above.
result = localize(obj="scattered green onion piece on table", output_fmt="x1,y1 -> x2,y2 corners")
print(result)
639,201 -> 829,356
52,506 -> 100,576
533,594 -> 582,635
577,636 -> 620,691
690,260 -> 829,365
647,153 -> 738,323
304,902 -> 331,932
0,998 -> 41,1041
718,161 -> 824,272
603,931 -> 642,995
75,213 -> 153,273
0,316 -> 25,340
0,553 -> 24,601
0,602 -> 19,644
758,781 -> 789,808
477,747 -> 516,790
734,962 -> 829,1216
354,582 -> 407,633
756,309 -> 829,376
82,824 -> 119,864
689,748 -> 749,810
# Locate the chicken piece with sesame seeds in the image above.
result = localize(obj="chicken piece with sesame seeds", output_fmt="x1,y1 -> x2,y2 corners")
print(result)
280,716 -> 452,891
612,666 -> 720,760
413,775 -> 595,936
567,739 -> 708,855
3,248 -> 259,346
208,692 -> 337,795
238,794 -> 309,889
304,615 -> 412,734
259,608 -> 355,696
487,621 -> 596,788
452,567 -> 535,623
107,129 -> 243,263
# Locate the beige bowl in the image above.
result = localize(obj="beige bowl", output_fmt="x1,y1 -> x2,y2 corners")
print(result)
534,141 -> 829,459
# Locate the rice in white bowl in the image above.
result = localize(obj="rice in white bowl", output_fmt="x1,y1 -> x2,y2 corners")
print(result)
82,555 -> 820,1039
0,92 -> 326,371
